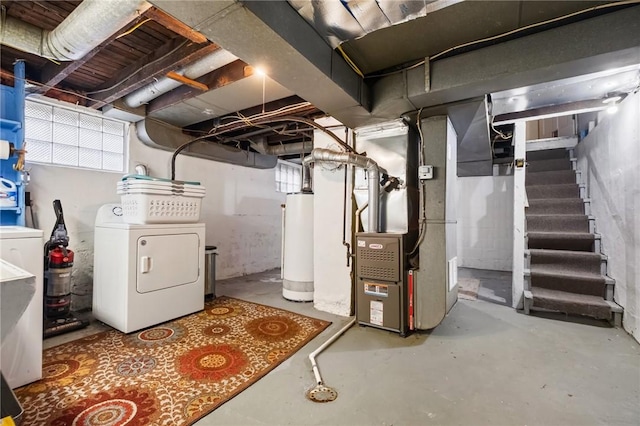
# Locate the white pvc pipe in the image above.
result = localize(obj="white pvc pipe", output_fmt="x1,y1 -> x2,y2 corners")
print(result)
280,203 -> 286,280
309,318 -> 356,385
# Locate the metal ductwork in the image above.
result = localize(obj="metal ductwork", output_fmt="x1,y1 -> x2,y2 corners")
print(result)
0,0 -> 152,61
303,148 -> 380,232
136,119 -> 277,169
250,138 -> 313,156
124,49 -> 238,108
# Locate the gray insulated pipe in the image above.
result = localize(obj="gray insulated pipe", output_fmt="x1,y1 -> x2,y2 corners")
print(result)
0,0 -> 152,61
303,148 -> 380,233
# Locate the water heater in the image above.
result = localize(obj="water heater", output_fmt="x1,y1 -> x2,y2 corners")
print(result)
282,193 -> 314,301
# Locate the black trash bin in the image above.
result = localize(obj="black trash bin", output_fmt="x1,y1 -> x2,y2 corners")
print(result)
204,246 -> 217,298
1,373 -> 23,425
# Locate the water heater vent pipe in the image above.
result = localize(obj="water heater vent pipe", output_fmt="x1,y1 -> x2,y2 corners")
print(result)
302,148 -> 380,233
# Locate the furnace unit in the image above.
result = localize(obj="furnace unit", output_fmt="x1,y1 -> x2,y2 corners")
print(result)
355,233 -> 408,336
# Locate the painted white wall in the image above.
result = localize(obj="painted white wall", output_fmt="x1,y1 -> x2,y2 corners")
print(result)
312,117 -> 353,317
457,176 -> 514,271
511,121 -> 527,309
28,125 -> 285,310
575,92 -> 640,343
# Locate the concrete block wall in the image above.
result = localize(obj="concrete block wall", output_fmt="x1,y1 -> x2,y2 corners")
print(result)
457,175 -> 514,271
575,91 -> 640,343
311,117 -> 353,317
28,126 -> 285,311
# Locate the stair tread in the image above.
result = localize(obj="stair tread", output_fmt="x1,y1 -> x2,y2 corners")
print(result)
526,214 -> 588,218
527,231 -> 594,239
527,183 -> 578,188
527,183 -> 581,200
528,248 -> 602,258
530,287 -> 609,307
528,198 -> 583,203
527,169 -> 574,175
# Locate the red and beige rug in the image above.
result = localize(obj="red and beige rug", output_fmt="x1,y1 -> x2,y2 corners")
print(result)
16,297 -> 330,425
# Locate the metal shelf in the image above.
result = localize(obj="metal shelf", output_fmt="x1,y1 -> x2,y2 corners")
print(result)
0,118 -> 21,132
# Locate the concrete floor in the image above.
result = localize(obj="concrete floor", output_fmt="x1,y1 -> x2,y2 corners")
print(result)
47,268 -> 640,425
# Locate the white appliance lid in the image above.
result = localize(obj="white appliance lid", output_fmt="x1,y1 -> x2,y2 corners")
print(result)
0,226 -> 44,239
95,221 -> 205,230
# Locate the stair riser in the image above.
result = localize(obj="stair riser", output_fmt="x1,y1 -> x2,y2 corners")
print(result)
530,275 -> 605,297
526,216 -> 589,233
526,170 -> 576,186
531,296 -> 611,319
606,282 -> 615,301
527,184 -> 580,199
529,255 -> 602,275
527,149 -> 570,161
527,235 -> 594,251
527,200 -> 584,215
527,158 -> 572,173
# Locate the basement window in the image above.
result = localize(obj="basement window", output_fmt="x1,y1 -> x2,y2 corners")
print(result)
275,160 -> 301,193
24,98 -> 128,172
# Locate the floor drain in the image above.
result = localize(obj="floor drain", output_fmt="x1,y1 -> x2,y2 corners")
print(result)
306,385 -> 338,403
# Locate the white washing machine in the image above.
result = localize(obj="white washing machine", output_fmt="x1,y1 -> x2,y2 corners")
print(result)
0,226 -> 44,388
93,204 -> 205,333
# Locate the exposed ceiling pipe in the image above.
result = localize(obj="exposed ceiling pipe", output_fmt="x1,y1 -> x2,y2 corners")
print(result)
303,148 -> 380,232
0,0 -> 152,61
136,119 -> 277,171
124,49 -> 238,108
250,137 -> 313,156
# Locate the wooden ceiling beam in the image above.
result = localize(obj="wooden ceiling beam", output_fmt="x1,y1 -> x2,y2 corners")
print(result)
147,59 -> 252,114
88,41 -> 220,108
144,7 -> 208,44
36,24 -> 127,94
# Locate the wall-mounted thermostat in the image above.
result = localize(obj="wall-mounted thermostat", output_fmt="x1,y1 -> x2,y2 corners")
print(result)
418,165 -> 434,180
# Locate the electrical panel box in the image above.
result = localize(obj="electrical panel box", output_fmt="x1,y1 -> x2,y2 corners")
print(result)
355,233 -> 407,336
418,165 -> 434,180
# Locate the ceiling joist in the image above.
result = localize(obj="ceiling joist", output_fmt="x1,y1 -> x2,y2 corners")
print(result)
36,20 -> 138,94
143,7 -> 208,44
148,59 -> 252,114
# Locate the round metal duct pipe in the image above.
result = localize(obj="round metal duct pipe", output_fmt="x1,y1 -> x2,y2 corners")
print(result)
302,148 -> 380,232
124,49 -> 238,108
0,0 -> 152,61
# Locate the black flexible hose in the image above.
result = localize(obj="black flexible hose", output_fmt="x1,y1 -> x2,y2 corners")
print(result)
170,116 -> 352,180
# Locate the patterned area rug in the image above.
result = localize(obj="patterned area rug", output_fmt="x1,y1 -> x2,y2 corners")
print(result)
15,297 -> 330,425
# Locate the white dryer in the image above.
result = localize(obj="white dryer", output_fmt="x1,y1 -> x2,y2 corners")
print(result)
0,226 -> 44,388
93,204 -> 205,333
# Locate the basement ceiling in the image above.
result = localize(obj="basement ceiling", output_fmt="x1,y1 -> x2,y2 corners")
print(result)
1,0 -> 639,164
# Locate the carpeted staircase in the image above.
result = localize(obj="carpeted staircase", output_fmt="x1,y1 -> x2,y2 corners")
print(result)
523,148 -> 622,324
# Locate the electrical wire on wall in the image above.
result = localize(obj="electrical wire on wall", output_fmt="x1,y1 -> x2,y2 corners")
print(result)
408,108 -> 427,257
169,114 -> 352,180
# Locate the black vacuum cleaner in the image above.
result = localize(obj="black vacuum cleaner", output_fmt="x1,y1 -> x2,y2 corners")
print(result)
43,200 -> 89,338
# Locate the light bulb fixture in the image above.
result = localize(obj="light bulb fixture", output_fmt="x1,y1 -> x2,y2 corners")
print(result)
602,95 -> 622,104
602,92 -> 627,105
254,66 -> 266,77
601,92 -> 628,115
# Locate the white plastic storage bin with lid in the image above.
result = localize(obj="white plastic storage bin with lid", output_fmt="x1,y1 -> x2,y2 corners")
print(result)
117,176 -> 206,224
